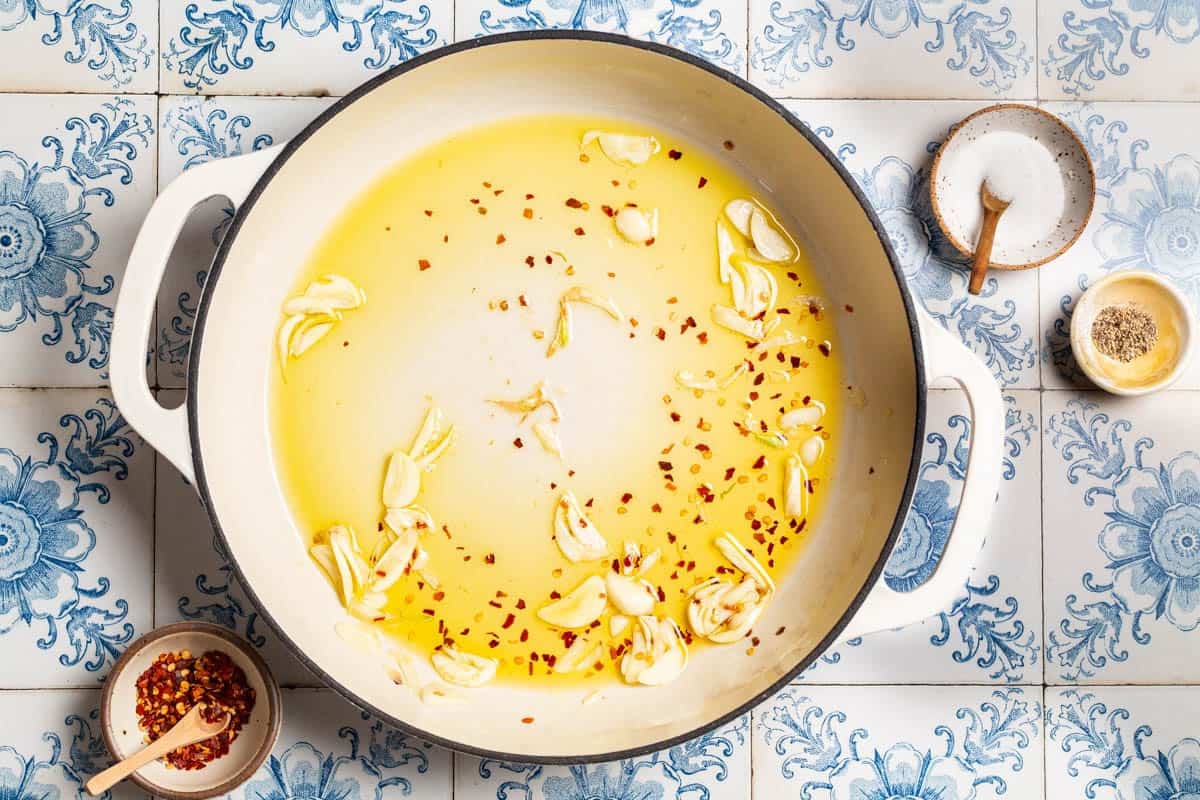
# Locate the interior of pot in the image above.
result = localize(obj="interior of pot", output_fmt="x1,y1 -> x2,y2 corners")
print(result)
190,36 -> 920,760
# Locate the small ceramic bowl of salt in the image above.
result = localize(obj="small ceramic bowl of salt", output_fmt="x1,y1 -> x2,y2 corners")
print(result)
930,104 -> 1095,273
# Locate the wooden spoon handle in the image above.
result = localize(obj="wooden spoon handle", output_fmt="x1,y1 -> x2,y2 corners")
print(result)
85,710 -> 225,796
969,207 -> 1002,295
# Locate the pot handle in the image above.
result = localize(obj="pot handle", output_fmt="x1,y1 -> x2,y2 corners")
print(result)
111,146 -> 281,483
834,314 -> 1003,643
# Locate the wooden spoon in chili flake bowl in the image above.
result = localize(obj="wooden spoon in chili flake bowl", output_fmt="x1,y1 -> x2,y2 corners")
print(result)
99,622 -> 281,799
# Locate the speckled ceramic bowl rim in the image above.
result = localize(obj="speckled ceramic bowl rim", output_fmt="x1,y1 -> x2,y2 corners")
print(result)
929,102 -> 1096,270
1068,269 -> 1196,396
99,622 -> 282,800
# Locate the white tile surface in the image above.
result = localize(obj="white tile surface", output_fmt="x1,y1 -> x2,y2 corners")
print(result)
0,390 -> 153,687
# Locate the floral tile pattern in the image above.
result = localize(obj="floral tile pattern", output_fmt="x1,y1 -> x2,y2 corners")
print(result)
2,2 -> 1200,798
0,0 -> 156,92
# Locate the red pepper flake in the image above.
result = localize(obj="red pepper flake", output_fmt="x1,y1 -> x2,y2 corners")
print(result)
522,208 -> 534,220
670,412 -> 681,423
443,234 -> 449,243
658,461 -> 673,471
667,532 -> 677,543
574,226 -> 586,236
550,590 -> 562,600
134,649 -> 255,770
818,342 -> 832,357
698,331 -> 709,344
423,209 -> 432,217
485,553 -> 496,564
524,255 -> 535,267
520,628 -> 529,642
418,259 -> 431,271
753,455 -> 767,470
422,608 -> 436,616
483,181 -> 493,188
522,717 -> 534,724
494,189 -> 504,196
620,492 -> 633,504
433,590 -> 446,601
513,437 -> 524,448
697,176 -> 708,188
645,237 -> 655,246
470,198 -> 480,205
488,640 -> 500,649
724,467 -> 736,480
488,600 -> 502,608
656,586 -> 667,602
651,503 -> 662,513
602,204 -> 615,217
478,207 -> 488,215
496,234 -> 507,244
668,149 -> 683,160
655,328 -> 666,341
845,304 -> 855,312
502,613 -> 515,629
565,197 -> 584,209
518,294 -> 528,307
723,139 -> 735,150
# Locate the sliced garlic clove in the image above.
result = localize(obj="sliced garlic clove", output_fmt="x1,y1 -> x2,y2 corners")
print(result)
370,528 -> 419,591
581,131 -> 660,166
780,402 -> 825,431
614,206 -> 658,244
763,370 -> 791,384
410,406 -> 455,470
382,449 -> 421,509
605,572 -> 658,616
430,645 -> 498,688
305,273 -> 367,309
547,300 -> 573,357
620,616 -> 689,686
716,220 -> 747,302
724,199 -> 754,237
711,304 -> 765,341
532,421 -> 564,458
674,361 -> 749,393
753,430 -> 789,449
489,382 -> 562,422
309,543 -> 340,595
758,330 -> 806,350
537,575 -> 608,628
384,505 -> 434,536
800,434 -> 825,466
277,315 -> 304,367
563,286 -> 624,322
553,491 -> 609,562
730,254 -> 778,319
289,317 -> 336,357
715,531 -> 775,593
329,524 -> 369,604
555,636 -> 603,673
784,454 -> 808,519
610,614 -> 631,637
749,208 -> 796,262
688,577 -> 767,644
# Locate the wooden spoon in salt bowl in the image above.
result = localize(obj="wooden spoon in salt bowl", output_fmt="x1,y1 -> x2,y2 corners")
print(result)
85,704 -> 230,795
969,179 -> 1012,295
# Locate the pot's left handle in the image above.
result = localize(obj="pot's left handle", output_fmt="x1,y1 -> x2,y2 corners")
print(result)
111,146 -> 281,483
834,314 -> 1004,643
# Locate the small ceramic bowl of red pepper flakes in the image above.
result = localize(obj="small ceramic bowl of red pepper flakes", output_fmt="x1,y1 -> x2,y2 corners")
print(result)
100,622 -> 281,799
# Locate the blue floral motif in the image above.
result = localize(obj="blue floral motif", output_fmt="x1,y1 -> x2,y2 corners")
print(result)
0,0 -> 152,87
854,155 -> 1035,387
1044,0 -> 1200,96
178,530 -> 267,647
477,0 -> 742,72
0,98 -> 150,374
757,689 -> 1039,798
1045,399 -> 1200,680
0,707 -> 113,800
1122,738 -> 1200,800
886,458 -> 958,593
752,0 -> 1030,93
475,718 -> 746,800
163,0 -> 440,90
0,397 -> 136,674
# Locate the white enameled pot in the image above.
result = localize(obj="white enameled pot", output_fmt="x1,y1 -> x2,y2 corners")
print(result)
110,32 -> 1003,762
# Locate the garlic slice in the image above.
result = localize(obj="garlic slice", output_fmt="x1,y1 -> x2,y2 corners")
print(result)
581,131 -> 660,166
553,491 -> 609,562
711,304 -> 766,340
489,382 -> 562,422
724,199 -> 754,237
381,450 -> 421,509
383,505 -> 434,536
800,434 -> 825,466
730,254 -> 778,319
614,206 -> 658,244
537,575 -> 608,628
687,532 -> 775,644
328,525 -> 369,605
547,287 -> 623,356
555,636 -> 603,673
758,330 -> 807,350
674,361 -> 749,392
784,454 -> 808,519
610,614 -> 631,637
606,572 -> 657,616
716,220 -> 746,301
370,527 -> 419,592
278,274 -> 365,367
532,421 -> 564,458
620,616 -> 689,686
430,645 -> 499,688
409,405 -> 455,470
780,402 -> 825,431
753,430 -> 789,449
749,208 -> 796,262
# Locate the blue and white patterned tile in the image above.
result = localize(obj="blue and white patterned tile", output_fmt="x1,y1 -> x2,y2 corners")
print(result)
453,0 -> 748,77
0,690 -> 137,800
753,686 -> 1044,800
155,96 -> 337,388
750,0 -> 1035,99
1043,391 -> 1200,684
1041,0 -> 1200,100
1046,686 -> 1200,799
159,0 -> 450,95
204,688 -> 450,800
0,0 -> 156,93
153,408 -> 317,687
454,716 -> 749,800
798,389 -> 1040,684
1041,102 -> 1200,390
0,389 -> 152,687
785,100 -> 1040,390
0,94 -> 156,388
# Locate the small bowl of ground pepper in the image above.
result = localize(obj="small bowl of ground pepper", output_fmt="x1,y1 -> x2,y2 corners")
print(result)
1070,270 -> 1194,395
100,622 -> 281,799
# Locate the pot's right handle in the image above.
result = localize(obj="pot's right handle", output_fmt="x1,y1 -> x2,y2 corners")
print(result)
834,315 -> 1003,643
111,146 -> 281,484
